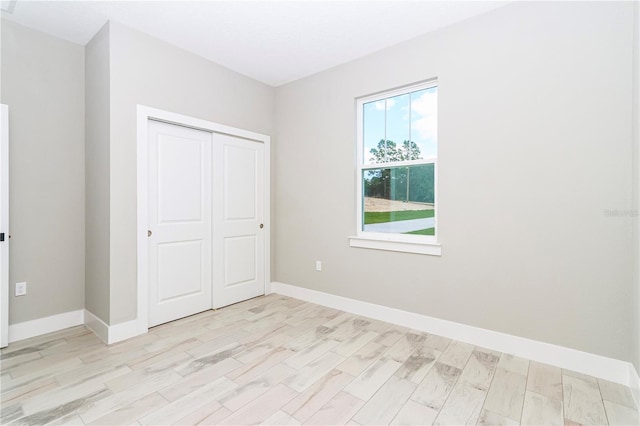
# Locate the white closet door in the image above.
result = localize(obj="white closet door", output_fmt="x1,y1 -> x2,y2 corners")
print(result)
1,105 -> 8,348
212,134 -> 265,308
148,120 -> 212,327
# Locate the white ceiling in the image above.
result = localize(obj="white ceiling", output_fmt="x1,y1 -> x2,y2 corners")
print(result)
1,1 -> 508,86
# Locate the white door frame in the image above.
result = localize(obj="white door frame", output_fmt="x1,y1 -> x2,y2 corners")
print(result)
136,105 -> 270,335
1,105 -> 9,348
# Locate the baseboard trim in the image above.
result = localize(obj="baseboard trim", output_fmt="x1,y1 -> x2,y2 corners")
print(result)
271,281 -> 638,389
84,310 -> 145,345
8,309 -> 84,343
83,309 -> 109,343
108,319 -> 145,344
7,309 -> 144,346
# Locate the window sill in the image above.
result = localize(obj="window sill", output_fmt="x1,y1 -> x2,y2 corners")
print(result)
348,235 -> 442,256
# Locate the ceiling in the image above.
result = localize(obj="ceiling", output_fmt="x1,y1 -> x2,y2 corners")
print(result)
1,1 -> 508,86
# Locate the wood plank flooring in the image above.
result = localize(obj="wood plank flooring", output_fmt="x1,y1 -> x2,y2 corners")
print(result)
1,294 -> 638,425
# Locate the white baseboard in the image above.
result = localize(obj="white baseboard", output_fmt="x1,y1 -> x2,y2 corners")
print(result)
271,281 -> 639,390
108,319 -> 145,344
83,309 -> 109,343
84,309 -> 146,345
7,308 -> 146,347
8,309 -> 85,343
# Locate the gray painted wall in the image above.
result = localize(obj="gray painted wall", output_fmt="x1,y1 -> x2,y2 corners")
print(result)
85,24 -> 111,323
275,2 -> 636,364
1,20 -> 85,324
1,2 -> 637,370
107,22 -> 275,324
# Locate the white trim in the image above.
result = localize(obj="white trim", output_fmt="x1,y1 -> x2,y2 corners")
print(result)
349,235 -> 441,256
136,108 -> 150,339
3,309 -> 142,346
84,310 -> 146,345
358,80 -> 439,106
8,310 -> 84,343
271,281 -> 639,389
108,319 -> 144,344
264,135 -> 272,298
136,105 -> 271,339
0,104 -> 8,348
83,309 -> 109,343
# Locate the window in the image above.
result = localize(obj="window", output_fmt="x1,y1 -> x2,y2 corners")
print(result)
349,80 -> 441,255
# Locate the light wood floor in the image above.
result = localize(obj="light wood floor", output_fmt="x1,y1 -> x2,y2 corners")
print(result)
1,294 -> 638,425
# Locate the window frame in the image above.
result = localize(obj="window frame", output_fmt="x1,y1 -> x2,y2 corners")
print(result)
349,80 -> 441,256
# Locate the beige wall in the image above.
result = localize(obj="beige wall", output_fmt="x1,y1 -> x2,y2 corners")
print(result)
1,20 -> 85,323
107,22 -> 275,324
275,2 -> 636,363
85,24 -> 111,323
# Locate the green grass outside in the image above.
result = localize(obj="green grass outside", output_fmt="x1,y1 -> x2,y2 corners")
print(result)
364,209 -> 435,224
405,228 -> 435,236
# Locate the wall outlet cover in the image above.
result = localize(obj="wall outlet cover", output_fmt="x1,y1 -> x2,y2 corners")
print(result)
15,282 -> 27,296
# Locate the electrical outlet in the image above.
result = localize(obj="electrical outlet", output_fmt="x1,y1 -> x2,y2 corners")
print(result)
315,261 -> 322,271
15,282 -> 27,296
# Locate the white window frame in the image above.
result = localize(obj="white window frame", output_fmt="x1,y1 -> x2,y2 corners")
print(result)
349,80 -> 441,256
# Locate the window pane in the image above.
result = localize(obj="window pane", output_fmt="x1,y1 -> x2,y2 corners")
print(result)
362,164 -> 435,235
363,101 -> 385,165
410,87 -> 438,159
384,93 -> 410,162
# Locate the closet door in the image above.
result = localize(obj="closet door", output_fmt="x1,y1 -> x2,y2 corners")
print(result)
212,133 -> 265,308
1,105 -> 8,348
148,120 -> 212,327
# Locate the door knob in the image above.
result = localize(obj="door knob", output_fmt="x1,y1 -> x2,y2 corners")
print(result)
148,230 -> 152,237
259,224 -> 264,229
